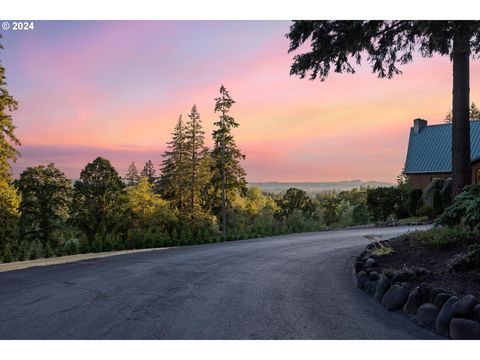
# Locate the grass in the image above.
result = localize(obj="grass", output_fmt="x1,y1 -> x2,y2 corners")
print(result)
397,216 -> 430,225
407,225 -> 478,250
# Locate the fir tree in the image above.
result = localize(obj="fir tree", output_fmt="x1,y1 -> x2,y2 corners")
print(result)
159,115 -> 189,212
140,160 -> 156,185
211,85 -> 247,237
125,161 -> 140,186
185,105 -> 211,218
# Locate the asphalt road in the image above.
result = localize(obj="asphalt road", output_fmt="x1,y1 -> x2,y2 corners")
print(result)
0,225 -> 440,339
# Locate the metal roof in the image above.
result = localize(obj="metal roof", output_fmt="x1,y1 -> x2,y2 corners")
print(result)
405,121 -> 480,173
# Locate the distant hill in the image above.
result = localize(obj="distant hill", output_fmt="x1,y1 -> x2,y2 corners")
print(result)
249,180 -> 394,195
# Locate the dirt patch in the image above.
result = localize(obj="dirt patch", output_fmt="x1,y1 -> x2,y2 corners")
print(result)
375,237 -> 480,299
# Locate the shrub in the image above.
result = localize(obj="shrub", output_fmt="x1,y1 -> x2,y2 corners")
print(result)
408,226 -> 477,249
63,238 -> 80,255
78,235 -> 90,254
436,184 -> 480,231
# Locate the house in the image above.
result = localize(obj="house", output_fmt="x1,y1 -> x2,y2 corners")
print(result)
404,118 -> 480,189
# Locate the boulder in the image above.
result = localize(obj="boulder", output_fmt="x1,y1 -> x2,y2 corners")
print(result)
364,280 -> 379,295
475,304 -> 480,321
403,289 -> 423,315
434,293 -> 452,309
354,261 -> 364,273
436,296 -> 459,333
452,295 -> 478,319
416,303 -> 440,327
368,272 -> 380,281
381,284 -> 409,310
374,276 -> 391,302
418,283 -> 433,303
391,272 -> 411,283
450,318 -> 480,340
364,258 -> 377,268
356,271 -> 369,289
429,288 -> 447,303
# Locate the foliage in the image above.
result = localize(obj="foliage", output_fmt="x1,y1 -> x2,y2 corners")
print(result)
366,186 -> 404,222
184,105 -> 212,219
445,102 -> 480,123
352,202 -> 370,225
70,157 -> 125,242
158,115 -> 189,212
371,246 -> 395,256
16,163 -> 72,250
408,225 -> 477,249
140,160 -> 156,185
436,184 -> 480,231
210,85 -> 247,235
125,161 -> 140,186
276,187 -> 316,220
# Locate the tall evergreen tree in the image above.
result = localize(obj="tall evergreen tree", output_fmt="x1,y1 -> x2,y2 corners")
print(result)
159,115 -> 189,212
0,35 -> 21,261
125,161 -> 140,186
185,105 -> 211,218
16,163 -> 72,250
141,160 -> 156,185
211,85 -> 246,237
286,21 -> 480,196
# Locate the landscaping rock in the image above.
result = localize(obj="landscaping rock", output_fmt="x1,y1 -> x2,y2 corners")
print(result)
429,288 -> 447,303
354,261 -> 364,273
356,271 -> 369,289
364,280 -> 379,295
434,293 -> 452,309
391,272 -> 411,283
381,284 -> 409,310
450,318 -> 480,340
368,271 -> 380,281
475,304 -> 480,321
364,258 -> 377,268
416,303 -> 440,327
452,295 -> 478,319
436,296 -> 459,333
418,283 -> 433,303
403,289 -> 423,315
374,276 -> 391,302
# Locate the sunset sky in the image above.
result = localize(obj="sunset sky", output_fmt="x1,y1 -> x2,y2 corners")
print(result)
2,20 -> 480,182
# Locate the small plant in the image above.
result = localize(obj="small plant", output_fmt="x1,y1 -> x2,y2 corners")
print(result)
371,246 -> 395,256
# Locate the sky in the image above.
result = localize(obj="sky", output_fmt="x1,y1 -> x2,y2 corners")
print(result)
2,20 -> 480,183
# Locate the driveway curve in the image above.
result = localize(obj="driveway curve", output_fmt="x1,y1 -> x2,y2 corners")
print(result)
0,225 -> 439,339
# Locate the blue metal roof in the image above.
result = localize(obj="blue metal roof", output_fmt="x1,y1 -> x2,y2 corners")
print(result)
405,121 -> 480,173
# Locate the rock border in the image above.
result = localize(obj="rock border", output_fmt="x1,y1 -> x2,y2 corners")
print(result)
354,241 -> 480,340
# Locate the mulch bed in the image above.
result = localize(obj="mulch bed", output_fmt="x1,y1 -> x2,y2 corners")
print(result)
376,237 -> 480,300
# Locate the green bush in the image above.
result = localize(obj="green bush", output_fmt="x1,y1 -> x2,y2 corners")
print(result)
63,239 -> 80,255
436,184 -> 480,231
408,225 -> 477,249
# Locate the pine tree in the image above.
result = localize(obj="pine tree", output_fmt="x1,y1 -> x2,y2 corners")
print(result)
125,161 -> 140,186
0,35 -> 21,260
185,105 -> 211,218
211,85 -> 247,237
159,115 -> 189,212
140,160 -> 156,185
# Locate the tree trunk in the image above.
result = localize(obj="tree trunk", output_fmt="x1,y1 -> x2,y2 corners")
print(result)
451,28 -> 471,197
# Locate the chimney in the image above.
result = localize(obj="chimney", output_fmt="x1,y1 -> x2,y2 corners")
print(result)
413,118 -> 427,134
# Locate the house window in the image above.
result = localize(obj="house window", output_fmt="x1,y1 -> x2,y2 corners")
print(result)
476,169 -> 480,184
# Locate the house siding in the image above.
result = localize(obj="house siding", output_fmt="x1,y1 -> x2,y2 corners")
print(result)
407,173 -> 451,190
407,160 -> 480,190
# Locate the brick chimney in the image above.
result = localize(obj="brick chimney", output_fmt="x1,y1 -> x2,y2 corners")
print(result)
413,118 -> 427,134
